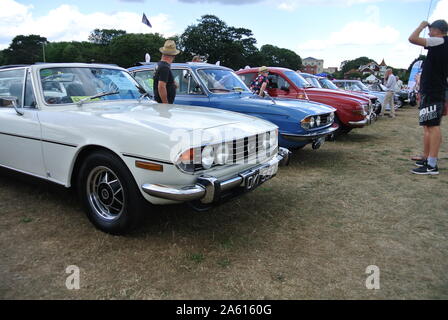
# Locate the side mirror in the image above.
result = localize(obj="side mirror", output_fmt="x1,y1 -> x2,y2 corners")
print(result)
0,97 -> 24,115
280,86 -> 290,92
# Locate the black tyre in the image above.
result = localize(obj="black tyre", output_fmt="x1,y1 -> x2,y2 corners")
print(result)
328,115 -> 352,140
77,150 -> 146,234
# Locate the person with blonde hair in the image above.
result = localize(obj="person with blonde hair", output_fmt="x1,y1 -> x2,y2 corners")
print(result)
250,66 -> 269,97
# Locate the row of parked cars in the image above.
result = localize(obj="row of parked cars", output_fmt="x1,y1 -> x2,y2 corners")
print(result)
0,61 -> 391,234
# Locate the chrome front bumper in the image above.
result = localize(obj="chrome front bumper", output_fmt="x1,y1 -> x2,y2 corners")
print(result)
348,112 -> 376,127
281,124 -> 338,142
141,147 -> 290,204
348,112 -> 377,128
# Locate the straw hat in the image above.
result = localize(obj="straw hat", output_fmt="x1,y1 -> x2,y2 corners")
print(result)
159,40 -> 180,56
259,66 -> 269,73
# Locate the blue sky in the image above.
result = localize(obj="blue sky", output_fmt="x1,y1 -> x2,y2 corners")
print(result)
1,0 -> 447,69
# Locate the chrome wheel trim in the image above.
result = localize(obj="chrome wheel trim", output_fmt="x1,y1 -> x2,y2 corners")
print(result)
86,166 -> 125,221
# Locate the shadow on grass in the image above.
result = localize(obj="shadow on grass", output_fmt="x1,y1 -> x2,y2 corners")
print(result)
0,167 -> 292,241
334,132 -> 381,143
288,148 -> 347,169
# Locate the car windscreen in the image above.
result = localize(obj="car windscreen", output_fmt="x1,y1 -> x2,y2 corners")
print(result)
319,78 -> 339,90
196,69 -> 250,93
354,81 -> 369,91
39,67 -> 145,105
284,71 -> 311,88
303,76 -> 322,88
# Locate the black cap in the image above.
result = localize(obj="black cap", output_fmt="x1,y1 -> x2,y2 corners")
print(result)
429,19 -> 448,33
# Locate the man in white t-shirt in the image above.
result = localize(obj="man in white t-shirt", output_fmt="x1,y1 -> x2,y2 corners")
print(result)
381,68 -> 397,118
409,19 -> 448,175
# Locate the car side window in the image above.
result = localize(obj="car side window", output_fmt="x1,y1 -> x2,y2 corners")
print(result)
133,70 -> 154,95
187,73 -> 204,95
239,73 -> 256,87
0,68 -> 25,108
278,76 -> 290,91
267,74 -> 289,90
171,69 -> 189,95
267,74 -> 279,89
348,83 -> 359,91
24,71 -> 36,108
171,69 -> 204,95
334,82 -> 344,89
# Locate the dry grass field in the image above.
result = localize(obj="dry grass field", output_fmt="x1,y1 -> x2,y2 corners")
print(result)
1,106 -> 447,299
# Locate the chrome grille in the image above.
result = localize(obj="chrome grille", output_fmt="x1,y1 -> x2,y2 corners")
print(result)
193,131 -> 277,168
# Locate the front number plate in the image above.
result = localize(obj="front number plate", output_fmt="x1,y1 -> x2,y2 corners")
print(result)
242,162 -> 279,191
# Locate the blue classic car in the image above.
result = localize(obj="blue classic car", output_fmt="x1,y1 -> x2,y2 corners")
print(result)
128,63 -> 338,150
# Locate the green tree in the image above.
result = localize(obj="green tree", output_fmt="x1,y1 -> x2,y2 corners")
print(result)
62,43 -> 82,62
260,44 -> 302,70
179,15 -> 260,70
0,50 -> 6,65
3,35 -> 48,64
46,41 -> 108,63
109,33 -> 166,68
341,56 -> 375,74
345,71 -> 363,79
88,29 -> 127,45
45,42 -> 69,63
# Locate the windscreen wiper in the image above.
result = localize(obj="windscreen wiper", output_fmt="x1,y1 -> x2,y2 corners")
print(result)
76,91 -> 119,106
138,92 -> 153,103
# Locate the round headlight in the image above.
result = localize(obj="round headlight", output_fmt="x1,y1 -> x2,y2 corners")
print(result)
201,145 -> 214,169
215,143 -> 230,165
309,117 -> 315,128
315,116 -> 321,127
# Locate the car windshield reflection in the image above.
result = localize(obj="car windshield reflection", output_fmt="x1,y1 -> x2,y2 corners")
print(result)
320,79 -> 338,90
40,67 -> 145,105
284,71 -> 311,88
196,69 -> 250,93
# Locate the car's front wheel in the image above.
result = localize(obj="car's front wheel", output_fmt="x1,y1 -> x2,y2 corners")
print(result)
77,151 -> 146,234
327,115 -> 352,140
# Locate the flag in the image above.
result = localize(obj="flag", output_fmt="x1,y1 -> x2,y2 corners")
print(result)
142,13 -> 152,28
408,60 -> 423,91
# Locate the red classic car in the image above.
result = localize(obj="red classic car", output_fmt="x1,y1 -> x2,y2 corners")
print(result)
237,67 -> 374,136
300,72 -> 382,115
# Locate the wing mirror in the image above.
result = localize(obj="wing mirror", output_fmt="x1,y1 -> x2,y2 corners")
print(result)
0,97 -> 24,115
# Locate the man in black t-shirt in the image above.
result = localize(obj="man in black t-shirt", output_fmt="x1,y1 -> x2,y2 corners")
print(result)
154,40 -> 180,104
409,20 -> 448,175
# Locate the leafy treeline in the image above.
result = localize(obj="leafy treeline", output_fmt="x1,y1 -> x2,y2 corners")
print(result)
332,56 -> 410,81
0,15 -> 302,71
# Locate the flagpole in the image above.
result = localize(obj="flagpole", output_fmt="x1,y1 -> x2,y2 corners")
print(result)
42,42 -> 46,62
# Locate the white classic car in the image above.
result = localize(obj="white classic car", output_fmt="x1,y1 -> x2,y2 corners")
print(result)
0,63 -> 289,234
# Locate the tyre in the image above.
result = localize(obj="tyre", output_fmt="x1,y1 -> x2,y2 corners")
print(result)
331,115 -> 352,138
375,103 -> 382,115
77,150 -> 146,234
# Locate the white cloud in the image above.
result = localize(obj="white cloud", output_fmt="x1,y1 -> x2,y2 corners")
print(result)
429,0 -> 448,21
0,1 -> 176,49
298,6 -> 399,50
271,0 -> 426,11
295,5 -> 418,69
